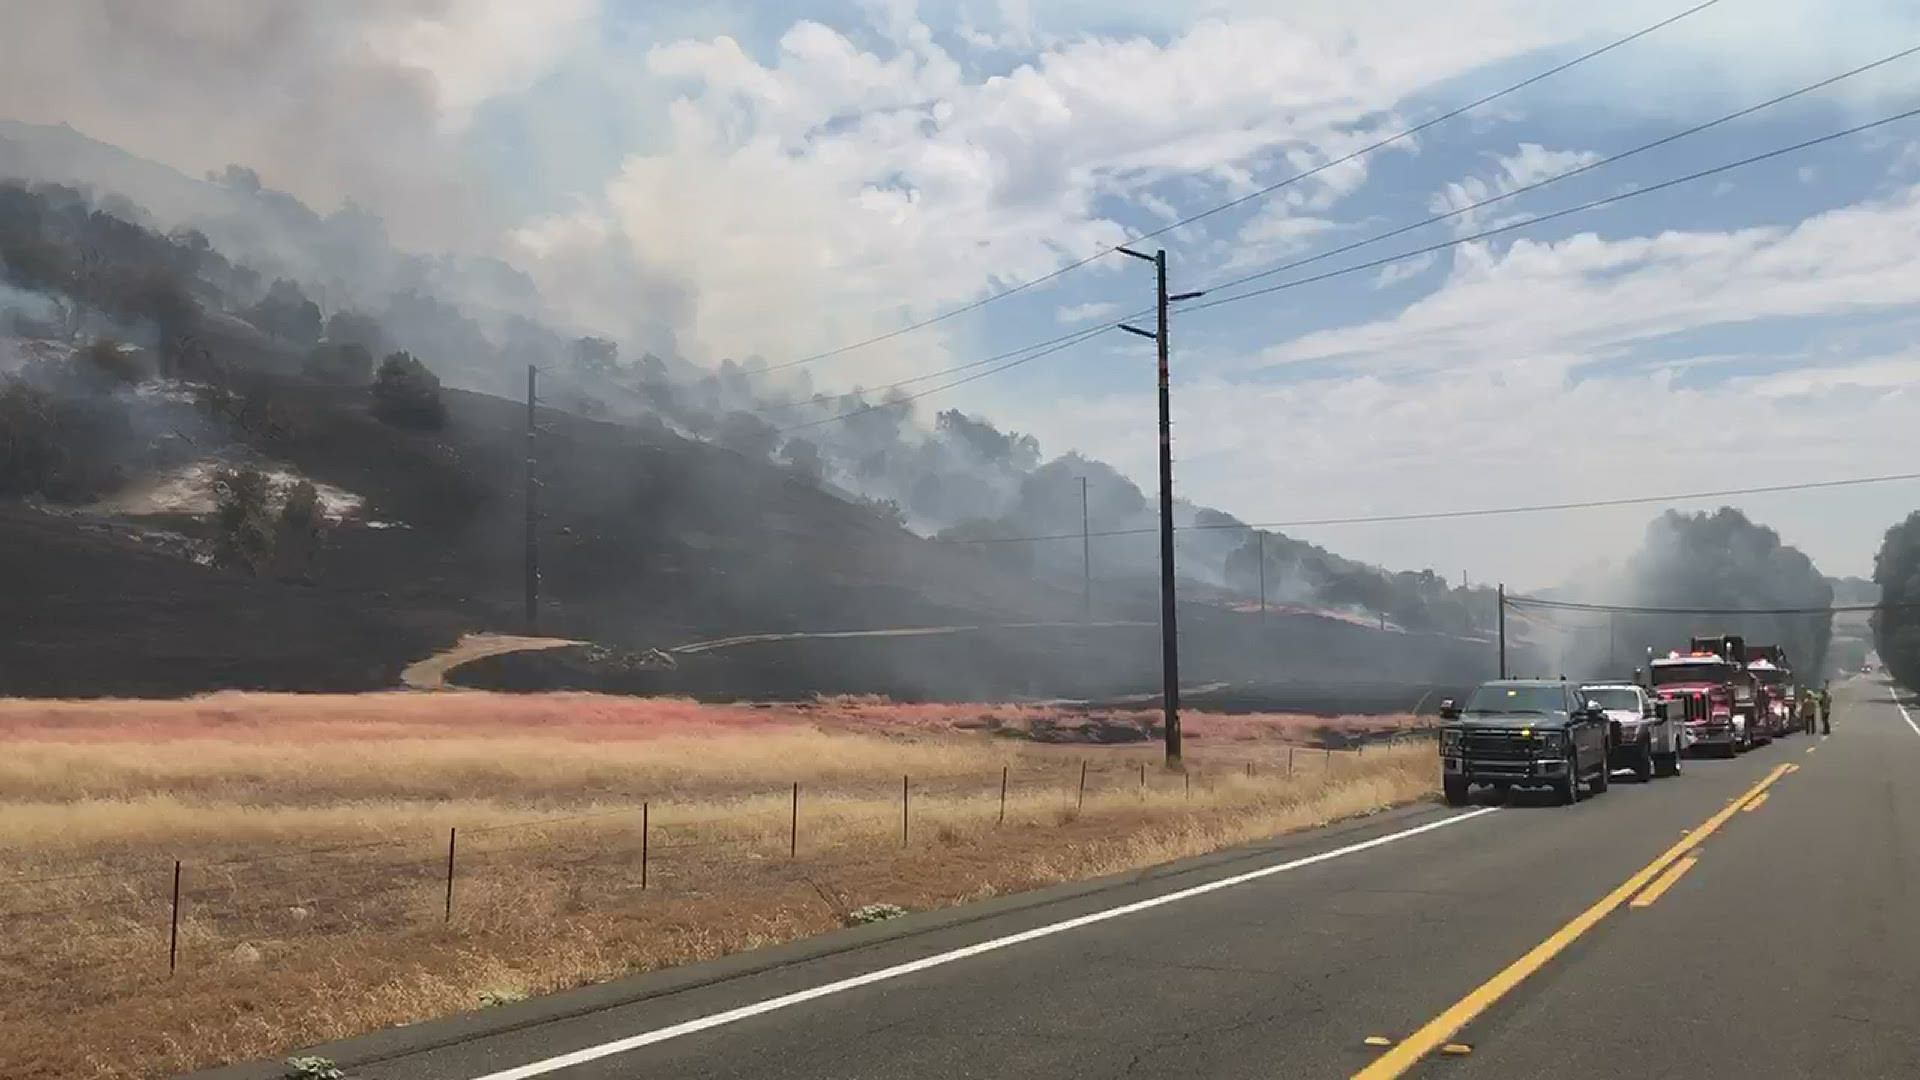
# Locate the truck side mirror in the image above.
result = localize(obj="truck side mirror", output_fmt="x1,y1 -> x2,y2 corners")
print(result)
1438,699 -> 1459,720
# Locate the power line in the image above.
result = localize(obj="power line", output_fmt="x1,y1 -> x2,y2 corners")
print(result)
742,0 -> 1726,379
751,317 -> 1144,414
1505,595 -> 1917,616
779,99 -> 1920,429
776,324 -> 1116,434
947,471 -> 1920,545
1182,103 -> 1920,315
1198,42 -> 1920,298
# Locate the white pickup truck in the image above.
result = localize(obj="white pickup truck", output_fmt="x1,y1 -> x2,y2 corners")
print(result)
1581,682 -> 1687,780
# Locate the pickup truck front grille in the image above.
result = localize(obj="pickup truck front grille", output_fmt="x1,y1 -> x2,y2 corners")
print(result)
1461,730 -> 1541,760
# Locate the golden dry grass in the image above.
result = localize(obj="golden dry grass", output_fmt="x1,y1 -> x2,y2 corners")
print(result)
0,692 -> 1436,1080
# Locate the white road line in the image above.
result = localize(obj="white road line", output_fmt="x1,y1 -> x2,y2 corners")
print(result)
1895,693 -> 1920,738
464,807 -> 1501,1080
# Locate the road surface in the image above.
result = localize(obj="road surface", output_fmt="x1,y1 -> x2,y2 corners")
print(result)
195,677 -> 1919,1079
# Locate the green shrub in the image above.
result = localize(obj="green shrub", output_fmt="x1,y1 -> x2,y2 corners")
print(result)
370,351 -> 446,430
283,1056 -> 344,1080
843,902 -> 908,926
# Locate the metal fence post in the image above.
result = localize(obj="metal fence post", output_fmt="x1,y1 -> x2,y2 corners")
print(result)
444,827 -> 457,921
790,782 -> 799,858
901,774 -> 909,847
999,765 -> 1008,825
1077,761 -> 1088,811
1288,746 -> 1295,777
168,859 -> 181,975
640,801 -> 649,890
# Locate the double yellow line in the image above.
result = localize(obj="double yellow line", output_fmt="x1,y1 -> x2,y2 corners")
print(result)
1354,761 -> 1796,1078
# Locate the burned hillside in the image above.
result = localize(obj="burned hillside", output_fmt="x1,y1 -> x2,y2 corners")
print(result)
1,171 -> 1499,699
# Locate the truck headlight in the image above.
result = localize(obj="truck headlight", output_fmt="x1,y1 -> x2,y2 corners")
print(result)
1538,731 -> 1565,752
1440,729 -> 1461,753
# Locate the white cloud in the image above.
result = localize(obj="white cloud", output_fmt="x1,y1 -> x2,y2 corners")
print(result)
563,6 -> 1561,383
1253,184 -> 1920,378
1057,301 -> 1121,324
362,0 -> 597,126
1071,183 -> 1920,583
0,0 -> 597,248
1429,143 -> 1603,236
1373,251 -> 1436,287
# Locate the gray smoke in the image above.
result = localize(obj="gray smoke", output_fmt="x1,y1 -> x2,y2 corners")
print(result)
1526,507 -> 1835,682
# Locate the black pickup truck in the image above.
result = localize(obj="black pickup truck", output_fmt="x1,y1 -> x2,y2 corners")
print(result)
1439,679 -> 1614,806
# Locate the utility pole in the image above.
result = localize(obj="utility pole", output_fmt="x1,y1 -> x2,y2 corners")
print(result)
1118,247 -> 1204,766
1257,531 -> 1267,620
1497,582 -> 1507,679
1080,476 -> 1092,623
524,364 -> 539,635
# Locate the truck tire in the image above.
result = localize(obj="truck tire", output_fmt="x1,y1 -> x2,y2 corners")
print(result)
1654,750 -> 1680,778
1632,742 -> 1654,783
1443,775 -> 1470,807
1558,749 -> 1581,806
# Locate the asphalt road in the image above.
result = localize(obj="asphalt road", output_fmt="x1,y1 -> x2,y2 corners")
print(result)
202,677 -> 1919,1080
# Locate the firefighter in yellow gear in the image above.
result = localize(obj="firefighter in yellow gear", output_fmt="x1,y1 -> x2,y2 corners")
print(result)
1801,689 -> 1819,735
1819,684 -> 1833,734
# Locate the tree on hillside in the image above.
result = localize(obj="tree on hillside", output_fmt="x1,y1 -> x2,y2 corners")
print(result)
370,351 -> 446,430
303,342 -> 374,385
243,279 -> 322,346
213,466 -> 277,575
323,310 -> 385,354
717,410 -> 778,460
779,437 -> 824,482
571,336 -> 618,376
276,479 -> 327,581
1872,511 -> 1920,691
1620,508 -> 1834,675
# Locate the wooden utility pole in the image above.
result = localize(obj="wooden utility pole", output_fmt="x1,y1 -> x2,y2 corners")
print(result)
1118,248 -> 1202,765
1257,531 -> 1267,619
1080,476 -> 1092,622
1497,582 -> 1508,679
524,365 -> 539,634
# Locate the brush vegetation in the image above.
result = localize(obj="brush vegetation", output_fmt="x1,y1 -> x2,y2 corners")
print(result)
0,692 -> 1434,1079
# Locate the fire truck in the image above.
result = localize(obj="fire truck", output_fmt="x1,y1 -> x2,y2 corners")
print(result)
1743,643 -> 1796,739
1648,636 -> 1759,756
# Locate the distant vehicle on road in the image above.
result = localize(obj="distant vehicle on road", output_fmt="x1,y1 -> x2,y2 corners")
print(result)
1438,679 -> 1612,807
1582,682 -> 1685,780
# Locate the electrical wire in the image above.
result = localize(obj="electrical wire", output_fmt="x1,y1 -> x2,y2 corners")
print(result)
946,471 -> 1920,544
777,324 -> 1117,433
1504,595 -> 1918,616
751,318 -> 1142,413
1182,104 -> 1920,315
780,101 -> 1920,429
1197,42 -> 1920,298
739,0 -> 1727,378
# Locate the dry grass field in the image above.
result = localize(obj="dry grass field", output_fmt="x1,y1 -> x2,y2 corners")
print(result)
0,692 -> 1436,1080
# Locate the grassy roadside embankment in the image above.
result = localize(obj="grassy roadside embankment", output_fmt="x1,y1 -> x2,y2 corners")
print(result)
0,692 -> 1437,1079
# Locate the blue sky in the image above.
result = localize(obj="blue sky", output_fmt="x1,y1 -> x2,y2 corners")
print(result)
9,0 -> 1920,586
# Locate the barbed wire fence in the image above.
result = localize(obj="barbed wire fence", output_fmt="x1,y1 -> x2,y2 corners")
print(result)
1,731 -> 1444,981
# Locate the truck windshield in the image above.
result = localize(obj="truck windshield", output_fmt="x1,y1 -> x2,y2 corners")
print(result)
1651,661 -> 1730,686
1582,688 -> 1641,712
1463,685 -> 1566,715
1750,668 -> 1788,686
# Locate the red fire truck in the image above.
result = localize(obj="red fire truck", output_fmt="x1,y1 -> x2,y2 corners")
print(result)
1743,643 -> 1796,739
1648,636 -> 1759,756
